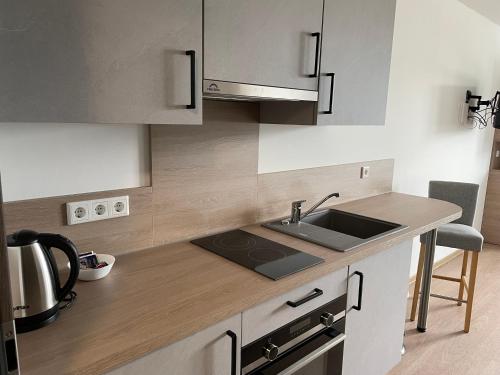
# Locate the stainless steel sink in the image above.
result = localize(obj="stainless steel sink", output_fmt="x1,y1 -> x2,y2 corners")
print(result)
263,209 -> 407,252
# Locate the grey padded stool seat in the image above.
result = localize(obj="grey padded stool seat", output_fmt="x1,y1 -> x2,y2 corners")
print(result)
410,181 -> 483,333
435,224 -> 483,250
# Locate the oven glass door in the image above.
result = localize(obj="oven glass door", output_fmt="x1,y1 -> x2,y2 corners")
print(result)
252,328 -> 345,375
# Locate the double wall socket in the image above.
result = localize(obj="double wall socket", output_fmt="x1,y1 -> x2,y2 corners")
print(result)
66,196 -> 129,225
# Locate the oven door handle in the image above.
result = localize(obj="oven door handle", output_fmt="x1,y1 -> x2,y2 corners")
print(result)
277,333 -> 346,375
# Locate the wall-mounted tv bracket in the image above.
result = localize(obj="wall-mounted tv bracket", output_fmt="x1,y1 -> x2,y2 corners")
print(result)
465,90 -> 500,129
466,90 -> 491,113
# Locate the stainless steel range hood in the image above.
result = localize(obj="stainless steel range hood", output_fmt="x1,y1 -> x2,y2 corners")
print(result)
203,80 -> 318,102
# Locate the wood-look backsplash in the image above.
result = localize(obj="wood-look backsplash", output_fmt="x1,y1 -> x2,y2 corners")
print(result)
151,101 -> 260,245
3,187 -> 153,255
2,101 -> 394,255
257,159 -> 394,222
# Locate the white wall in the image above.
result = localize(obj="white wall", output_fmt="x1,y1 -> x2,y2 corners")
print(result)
459,0 -> 500,27
258,0 -> 500,274
0,123 -> 150,202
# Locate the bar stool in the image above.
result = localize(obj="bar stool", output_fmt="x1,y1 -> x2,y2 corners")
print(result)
410,181 -> 483,333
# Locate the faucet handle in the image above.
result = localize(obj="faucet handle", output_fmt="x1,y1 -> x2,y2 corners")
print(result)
292,200 -> 306,208
290,200 -> 306,224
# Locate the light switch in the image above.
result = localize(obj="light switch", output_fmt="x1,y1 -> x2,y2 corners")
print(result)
361,166 -> 370,179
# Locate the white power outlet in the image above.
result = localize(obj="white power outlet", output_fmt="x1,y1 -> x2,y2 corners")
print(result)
360,166 -> 370,179
91,200 -> 110,221
109,196 -> 129,217
66,195 -> 130,225
67,201 -> 91,225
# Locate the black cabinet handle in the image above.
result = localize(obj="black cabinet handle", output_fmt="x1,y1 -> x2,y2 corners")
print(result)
186,50 -> 196,109
353,271 -> 364,311
287,288 -> 323,308
226,330 -> 237,375
309,32 -> 321,78
320,73 -> 335,114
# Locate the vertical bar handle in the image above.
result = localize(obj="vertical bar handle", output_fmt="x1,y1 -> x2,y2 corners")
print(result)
320,73 -> 335,114
226,330 -> 237,375
353,271 -> 364,311
3,325 -> 19,374
186,50 -> 196,109
309,32 -> 321,78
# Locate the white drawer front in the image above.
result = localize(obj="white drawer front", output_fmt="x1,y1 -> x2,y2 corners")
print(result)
242,267 -> 348,345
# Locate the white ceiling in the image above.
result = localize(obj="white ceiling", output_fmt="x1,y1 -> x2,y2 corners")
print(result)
458,0 -> 500,26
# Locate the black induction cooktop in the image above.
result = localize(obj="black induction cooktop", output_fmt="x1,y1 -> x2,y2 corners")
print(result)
191,230 -> 324,280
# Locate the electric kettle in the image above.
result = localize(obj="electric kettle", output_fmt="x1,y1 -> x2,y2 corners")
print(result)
6,230 -> 79,333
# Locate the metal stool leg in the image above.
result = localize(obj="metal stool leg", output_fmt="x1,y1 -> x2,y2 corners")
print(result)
417,229 -> 437,332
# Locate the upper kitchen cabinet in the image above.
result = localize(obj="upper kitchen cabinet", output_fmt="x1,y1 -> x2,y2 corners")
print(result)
0,0 -> 202,125
317,0 -> 397,125
260,0 -> 397,125
203,0 -> 323,101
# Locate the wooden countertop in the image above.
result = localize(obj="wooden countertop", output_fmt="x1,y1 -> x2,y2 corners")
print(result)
16,192 -> 461,375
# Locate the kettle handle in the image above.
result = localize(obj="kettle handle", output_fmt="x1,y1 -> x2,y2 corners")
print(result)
37,233 -> 80,301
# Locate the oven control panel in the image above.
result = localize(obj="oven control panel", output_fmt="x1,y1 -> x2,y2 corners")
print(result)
241,294 -> 347,373
290,316 -> 312,338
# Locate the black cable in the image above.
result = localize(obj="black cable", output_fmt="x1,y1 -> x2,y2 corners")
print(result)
470,115 -> 484,128
473,109 -> 488,127
59,290 -> 77,310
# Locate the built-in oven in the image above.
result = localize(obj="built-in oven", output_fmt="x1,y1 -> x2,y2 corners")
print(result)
241,294 -> 346,375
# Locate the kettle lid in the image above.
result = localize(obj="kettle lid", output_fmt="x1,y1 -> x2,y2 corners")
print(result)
7,229 -> 39,247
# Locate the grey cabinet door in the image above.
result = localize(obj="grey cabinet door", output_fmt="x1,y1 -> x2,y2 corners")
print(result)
317,0 -> 396,125
343,241 -> 412,375
107,314 -> 241,375
204,0 -> 323,91
0,0 -> 202,125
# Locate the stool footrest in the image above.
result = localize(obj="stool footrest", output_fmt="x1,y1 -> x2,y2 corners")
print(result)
432,274 -> 461,283
430,293 -> 467,304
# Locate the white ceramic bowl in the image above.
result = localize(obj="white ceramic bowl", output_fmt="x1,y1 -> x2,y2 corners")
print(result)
74,254 -> 115,281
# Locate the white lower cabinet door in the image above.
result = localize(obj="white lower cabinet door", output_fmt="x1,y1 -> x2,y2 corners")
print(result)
107,314 -> 241,375
343,241 -> 412,375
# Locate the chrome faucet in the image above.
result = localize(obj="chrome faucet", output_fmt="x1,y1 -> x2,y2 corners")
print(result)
289,192 -> 340,224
